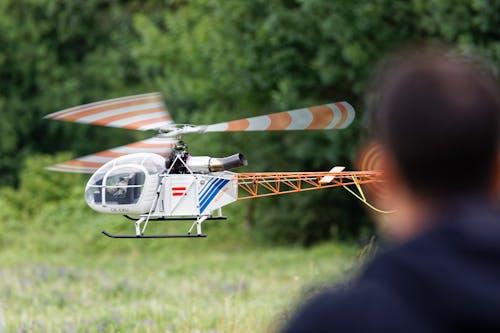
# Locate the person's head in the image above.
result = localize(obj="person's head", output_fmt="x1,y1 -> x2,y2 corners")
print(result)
370,44 -> 500,239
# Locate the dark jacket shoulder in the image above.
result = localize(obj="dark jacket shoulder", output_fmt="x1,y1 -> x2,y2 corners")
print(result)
282,200 -> 500,333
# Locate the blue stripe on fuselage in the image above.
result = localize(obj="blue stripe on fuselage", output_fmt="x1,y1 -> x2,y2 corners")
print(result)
200,179 -> 229,213
198,177 -> 217,202
200,178 -> 225,207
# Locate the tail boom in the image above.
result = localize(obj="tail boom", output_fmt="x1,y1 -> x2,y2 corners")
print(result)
236,169 -> 395,213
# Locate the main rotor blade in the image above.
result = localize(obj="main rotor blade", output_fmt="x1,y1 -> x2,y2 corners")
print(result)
44,92 -> 174,131
46,136 -> 176,173
203,102 -> 355,132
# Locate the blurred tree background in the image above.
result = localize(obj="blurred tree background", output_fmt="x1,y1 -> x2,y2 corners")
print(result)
1,0 -> 499,245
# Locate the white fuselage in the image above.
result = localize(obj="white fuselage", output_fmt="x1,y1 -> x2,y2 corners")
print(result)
84,153 -> 238,218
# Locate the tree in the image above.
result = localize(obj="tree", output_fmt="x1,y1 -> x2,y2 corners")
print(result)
129,0 -> 500,244
2,0 -> 499,244
0,0 -> 153,185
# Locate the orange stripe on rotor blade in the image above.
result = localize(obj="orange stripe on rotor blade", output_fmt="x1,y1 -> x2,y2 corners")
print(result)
267,112 -> 292,130
90,107 -> 168,126
123,116 -> 171,130
226,119 -> 250,131
51,165 -> 95,171
65,160 -> 104,168
307,105 -> 334,129
126,142 -> 175,149
48,94 -> 159,119
333,103 -> 349,129
59,96 -> 162,121
94,151 -> 124,158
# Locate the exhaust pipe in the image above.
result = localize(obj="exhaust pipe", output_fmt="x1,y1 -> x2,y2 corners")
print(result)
187,153 -> 248,173
209,153 -> 248,172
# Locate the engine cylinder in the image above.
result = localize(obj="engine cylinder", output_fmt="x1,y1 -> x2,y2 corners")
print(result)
187,153 -> 247,173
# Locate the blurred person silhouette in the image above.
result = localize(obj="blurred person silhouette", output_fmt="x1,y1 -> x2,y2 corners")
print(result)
281,45 -> 500,333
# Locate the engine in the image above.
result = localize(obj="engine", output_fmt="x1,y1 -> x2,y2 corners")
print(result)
185,153 -> 248,173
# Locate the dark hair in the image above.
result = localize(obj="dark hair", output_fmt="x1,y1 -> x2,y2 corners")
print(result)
372,45 -> 500,198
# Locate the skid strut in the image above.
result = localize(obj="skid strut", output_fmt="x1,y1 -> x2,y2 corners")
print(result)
102,215 -> 219,239
187,215 -> 209,235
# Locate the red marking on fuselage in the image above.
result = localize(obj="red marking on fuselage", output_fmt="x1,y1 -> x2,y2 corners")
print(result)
172,187 -> 186,191
172,186 -> 187,196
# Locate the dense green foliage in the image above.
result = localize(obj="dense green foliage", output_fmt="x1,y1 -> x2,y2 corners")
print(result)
0,0 -> 156,186
1,0 -> 499,244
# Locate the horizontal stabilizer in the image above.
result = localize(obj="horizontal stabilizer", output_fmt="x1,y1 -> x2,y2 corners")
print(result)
46,136 -> 176,173
203,102 -> 355,132
44,92 -> 174,131
319,166 -> 346,184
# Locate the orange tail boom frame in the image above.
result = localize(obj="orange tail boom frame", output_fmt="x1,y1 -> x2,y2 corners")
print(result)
236,171 -> 389,213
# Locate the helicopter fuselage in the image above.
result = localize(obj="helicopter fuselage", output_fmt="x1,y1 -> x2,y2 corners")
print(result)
85,153 -> 240,217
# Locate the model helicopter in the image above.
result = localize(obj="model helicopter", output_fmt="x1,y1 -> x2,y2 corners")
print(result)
44,92 -> 383,238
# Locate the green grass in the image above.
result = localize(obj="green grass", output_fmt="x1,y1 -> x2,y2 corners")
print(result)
0,215 -> 359,332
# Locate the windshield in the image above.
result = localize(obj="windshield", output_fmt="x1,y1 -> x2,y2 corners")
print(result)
85,167 -> 146,206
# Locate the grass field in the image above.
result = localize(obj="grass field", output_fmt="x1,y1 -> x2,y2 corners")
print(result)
0,214 -> 360,333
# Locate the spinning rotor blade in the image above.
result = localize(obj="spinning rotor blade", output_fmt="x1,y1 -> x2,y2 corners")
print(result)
44,92 -> 174,131
356,143 -> 388,200
46,136 -> 176,173
203,102 -> 355,132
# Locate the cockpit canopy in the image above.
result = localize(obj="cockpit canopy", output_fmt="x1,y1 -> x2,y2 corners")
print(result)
92,153 -> 165,178
92,166 -> 145,205
85,153 -> 165,213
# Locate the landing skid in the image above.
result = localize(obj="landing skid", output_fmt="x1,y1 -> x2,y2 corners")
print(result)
102,230 -> 207,239
123,215 -> 227,221
105,215 -> 215,239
